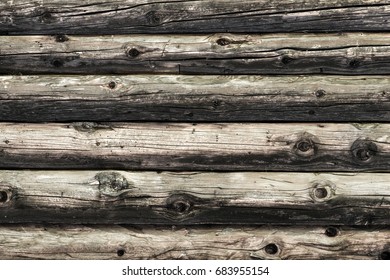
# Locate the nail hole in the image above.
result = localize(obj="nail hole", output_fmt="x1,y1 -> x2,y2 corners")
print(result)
264,243 -> 278,255
127,48 -> 140,58
325,227 -> 338,237
380,251 -> 390,260
108,81 -> 116,89
314,187 -> 328,199
55,34 -> 68,43
0,191 -> 8,203
117,249 -> 125,257
216,38 -> 230,46
349,59 -> 360,68
314,89 -> 326,98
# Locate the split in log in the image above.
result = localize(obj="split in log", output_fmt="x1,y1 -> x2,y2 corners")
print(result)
1,75 -> 390,122
2,33 -> 390,75
1,1 -> 390,35
0,225 -> 388,259
0,122 -> 390,171
0,171 -> 389,225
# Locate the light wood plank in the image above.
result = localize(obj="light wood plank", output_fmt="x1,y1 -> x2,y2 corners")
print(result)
0,171 -> 389,224
0,225 -> 388,259
1,33 -> 390,74
1,75 -> 390,122
0,122 -> 389,171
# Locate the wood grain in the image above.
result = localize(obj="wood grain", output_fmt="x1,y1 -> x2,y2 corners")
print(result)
0,122 -> 390,171
2,33 -> 390,75
1,75 -> 390,122
1,0 -> 389,35
0,170 -> 389,225
0,225 -> 388,259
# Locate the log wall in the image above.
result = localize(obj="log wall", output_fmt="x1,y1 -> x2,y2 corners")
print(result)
1,0 -> 390,260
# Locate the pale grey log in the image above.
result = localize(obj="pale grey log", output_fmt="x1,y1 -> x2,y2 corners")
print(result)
1,75 -> 390,122
0,171 -> 389,224
0,225 -> 388,259
0,122 -> 389,171
1,33 -> 390,74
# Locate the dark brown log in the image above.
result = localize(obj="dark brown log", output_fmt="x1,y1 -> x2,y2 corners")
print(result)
1,1 -> 389,35
2,34 -> 390,75
1,75 -> 390,122
0,225 -> 388,259
1,122 -> 390,171
0,170 -> 389,225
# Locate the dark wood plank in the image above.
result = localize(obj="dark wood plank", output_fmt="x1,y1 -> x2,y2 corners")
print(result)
0,225 -> 388,259
0,122 -> 389,171
2,34 -> 390,75
1,0 -> 389,35
0,171 -> 389,225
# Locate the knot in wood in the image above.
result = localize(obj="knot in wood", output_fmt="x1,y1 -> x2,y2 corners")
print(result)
0,186 -> 14,205
51,59 -> 64,68
349,59 -> 361,69
55,34 -> 69,43
281,55 -> 295,65
264,243 -> 279,255
95,172 -> 131,196
310,181 -> 335,202
314,89 -> 326,98
293,134 -> 318,158
126,48 -> 140,58
108,81 -> 116,89
325,227 -> 339,237
216,38 -> 230,46
39,8 -> 56,23
0,190 -> 8,203
166,194 -> 194,214
145,11 -> 161,25
351,139 -> 378,163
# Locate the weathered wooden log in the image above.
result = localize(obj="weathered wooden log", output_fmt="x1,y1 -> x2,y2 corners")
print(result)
0,171 -> 389,225
1,75 -> 390,122
0,225 -> 388,259
1,0 -> 389,35
0,122 -> 389,171
2,33 -> 390,75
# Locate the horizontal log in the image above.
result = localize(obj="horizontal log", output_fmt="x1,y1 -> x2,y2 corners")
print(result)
0,171 -> 389,225
1,1 -> 389,35
2,33 -> 390,75
0,122 -> 390,171
1,75 -> 390,122
0,225 -> 388,259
